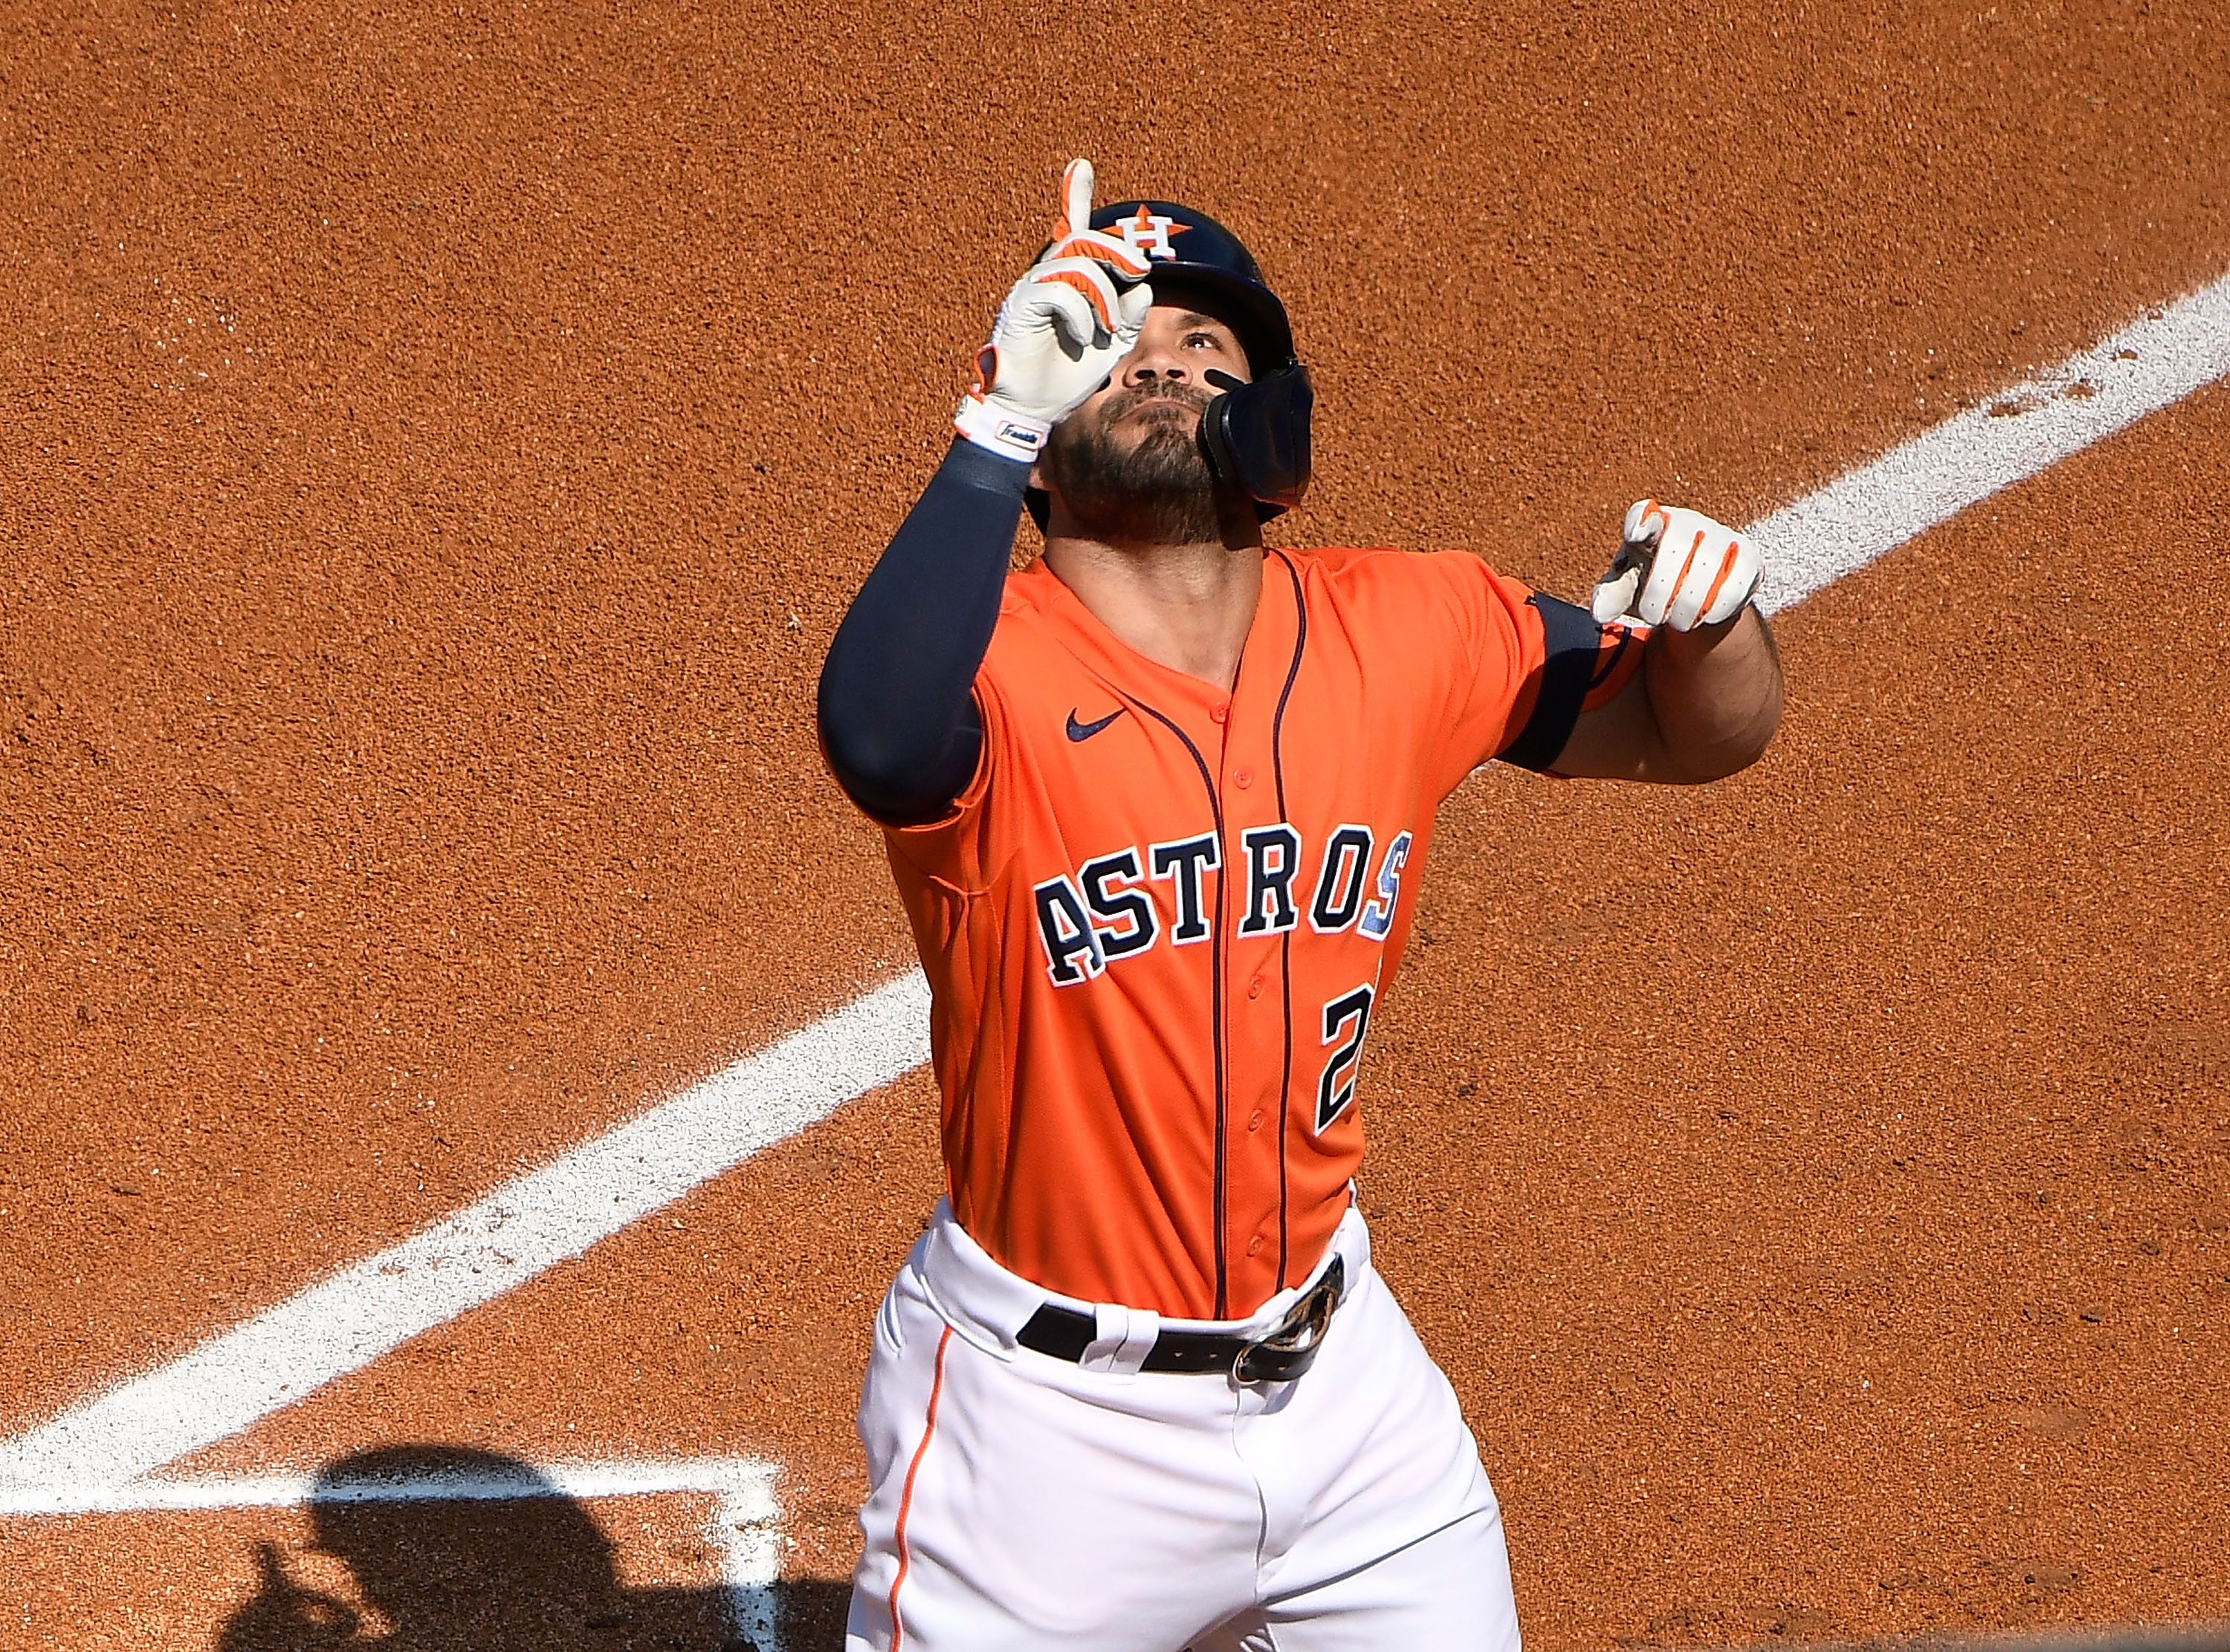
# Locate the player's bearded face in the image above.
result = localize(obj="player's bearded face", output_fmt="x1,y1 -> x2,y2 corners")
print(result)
1041,380 -> 1225,545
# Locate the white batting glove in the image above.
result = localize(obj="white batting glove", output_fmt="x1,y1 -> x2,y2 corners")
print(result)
953,158 -> 1155,464
1589,499 -> 1763,631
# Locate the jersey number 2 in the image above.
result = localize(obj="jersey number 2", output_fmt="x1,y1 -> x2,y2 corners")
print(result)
1316,984 -> 1375,1133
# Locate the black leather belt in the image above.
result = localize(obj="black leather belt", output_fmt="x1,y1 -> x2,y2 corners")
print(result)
1015,1257 -> 1345,1384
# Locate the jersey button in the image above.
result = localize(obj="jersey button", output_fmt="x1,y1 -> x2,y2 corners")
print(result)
1247,1109 -> 1265,1132
1247,974 -> 1265,1000
1246,1235 -> 1264,1257
1233,768 -> 1253,788
1211,704 -> 1229,724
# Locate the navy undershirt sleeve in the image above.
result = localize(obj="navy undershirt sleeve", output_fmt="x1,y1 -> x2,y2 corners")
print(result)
817,439 -> 1030,824
1496,593 -> 1612,772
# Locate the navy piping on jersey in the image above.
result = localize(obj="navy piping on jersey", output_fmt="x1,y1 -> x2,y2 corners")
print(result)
1133,700 -> 1233,1319
1266,550 -> 1308,1291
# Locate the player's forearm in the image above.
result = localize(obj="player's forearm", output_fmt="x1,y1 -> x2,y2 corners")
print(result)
817,440 -> 1030,822
1639,607 -> 1783,782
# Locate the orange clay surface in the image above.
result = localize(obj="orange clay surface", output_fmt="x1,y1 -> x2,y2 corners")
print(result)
2,1 -> 2226,1648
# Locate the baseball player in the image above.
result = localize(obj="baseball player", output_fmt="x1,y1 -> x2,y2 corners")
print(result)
815,161 -> 1784,1651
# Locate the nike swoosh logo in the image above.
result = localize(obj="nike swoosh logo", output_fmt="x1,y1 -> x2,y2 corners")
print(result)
1065,707 -> 1125,742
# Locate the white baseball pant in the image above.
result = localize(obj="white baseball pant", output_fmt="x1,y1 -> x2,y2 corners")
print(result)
844,1200 -> 1521,1651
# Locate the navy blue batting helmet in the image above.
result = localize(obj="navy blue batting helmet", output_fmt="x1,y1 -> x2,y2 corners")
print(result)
1091,200 -> 1298,375
1027,197 -> 1314,524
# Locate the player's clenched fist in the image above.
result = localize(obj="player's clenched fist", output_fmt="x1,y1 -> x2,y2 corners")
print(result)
1589,499 -> 1762,632
953,158 -> 1154,464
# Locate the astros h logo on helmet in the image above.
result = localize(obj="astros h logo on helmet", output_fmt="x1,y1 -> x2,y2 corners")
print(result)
1116,205 -> 1190,259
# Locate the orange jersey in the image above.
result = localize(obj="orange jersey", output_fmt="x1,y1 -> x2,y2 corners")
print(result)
879,546 -> 1634,1319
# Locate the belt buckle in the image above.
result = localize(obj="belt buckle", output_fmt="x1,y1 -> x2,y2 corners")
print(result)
1232,1256 -> 1344,1384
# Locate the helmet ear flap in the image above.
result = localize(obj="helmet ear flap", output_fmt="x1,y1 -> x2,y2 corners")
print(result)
1202,366 -> 1313,519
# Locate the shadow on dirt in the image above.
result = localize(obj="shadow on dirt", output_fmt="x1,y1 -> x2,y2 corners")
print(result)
213,1445 -> 850,1652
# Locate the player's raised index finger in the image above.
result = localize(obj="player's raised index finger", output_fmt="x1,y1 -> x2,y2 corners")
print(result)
1059,158 -> 1096,240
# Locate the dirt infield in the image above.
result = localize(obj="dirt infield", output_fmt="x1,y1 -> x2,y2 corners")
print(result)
4,0 -> 2226,1647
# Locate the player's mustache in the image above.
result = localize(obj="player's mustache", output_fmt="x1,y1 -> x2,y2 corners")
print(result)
1103,382 -> 1213,420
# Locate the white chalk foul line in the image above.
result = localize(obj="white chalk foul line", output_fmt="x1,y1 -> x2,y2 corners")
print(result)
1752,274 -> 2230,612
0,971 -> 930,1497
0,1456 -> 785,1649
1,268 -> 2226,1512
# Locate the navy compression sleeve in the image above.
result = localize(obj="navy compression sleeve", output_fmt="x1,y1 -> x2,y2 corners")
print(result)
817,439 -> 1030,823
1496,593 -> 1614,772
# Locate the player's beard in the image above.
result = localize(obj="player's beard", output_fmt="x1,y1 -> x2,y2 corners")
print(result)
1041,384 -> 1228,545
